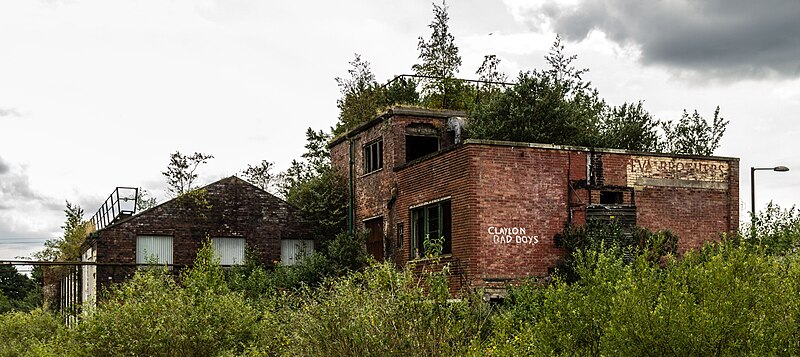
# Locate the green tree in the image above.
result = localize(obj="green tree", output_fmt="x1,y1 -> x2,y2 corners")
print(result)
279,129 -> 347,242
35,202 -> 92,262
469,35 -> 712,154
599,101 -> 661,152
0,265 -> 40,313
468,36 -> 605,147
383,76 -> 420,106
661,106 -> 728,155
739,202 -> 800,255
334,56 -> 422,136
474,54 -> 509,106
412,0 -> 468,109
334,54 -> 383,135
161,151 -> 214,197
240,160 -> 278,194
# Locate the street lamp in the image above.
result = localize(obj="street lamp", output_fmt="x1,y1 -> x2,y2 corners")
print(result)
750,165 -> 790,237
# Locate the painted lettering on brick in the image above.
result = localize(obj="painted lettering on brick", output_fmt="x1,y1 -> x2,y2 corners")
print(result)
488,226 -> 539,245
626,156 -> 729,188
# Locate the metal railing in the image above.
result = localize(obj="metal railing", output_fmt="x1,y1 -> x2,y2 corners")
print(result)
90,187 -> 139,231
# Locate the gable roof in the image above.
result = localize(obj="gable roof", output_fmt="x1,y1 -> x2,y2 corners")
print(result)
82,176 -> 307,247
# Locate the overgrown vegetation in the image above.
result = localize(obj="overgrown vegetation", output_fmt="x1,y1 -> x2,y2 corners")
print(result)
0,265 -> 41,313
555,220 -> 679,282
5,218 -> 800,355
278,128 -> 347,242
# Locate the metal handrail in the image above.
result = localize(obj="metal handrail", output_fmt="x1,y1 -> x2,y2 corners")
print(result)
90,187 -> 139,231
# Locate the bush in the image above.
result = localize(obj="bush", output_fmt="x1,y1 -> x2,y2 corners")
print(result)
0,309 -> 65,357
555,221 -> 678,282
249,262 -> 492,356
738,202 -> 800,255
72,243 -> 259,356
484,241 -> 800,356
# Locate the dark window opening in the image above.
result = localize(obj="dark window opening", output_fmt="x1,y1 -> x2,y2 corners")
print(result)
600,191 -> 623,204
406,135 -> 439,162
410,200 -> 451,259
363,139 -> 383,174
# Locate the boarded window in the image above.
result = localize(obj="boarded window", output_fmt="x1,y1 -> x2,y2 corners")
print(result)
410,200 -> 452,259
136,235 -> 173,265
281,239 -> 314,266
363,139 -> 383,174
211,237 -> 245,266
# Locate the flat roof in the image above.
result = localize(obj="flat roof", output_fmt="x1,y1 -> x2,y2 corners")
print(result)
464,139 -> 739,161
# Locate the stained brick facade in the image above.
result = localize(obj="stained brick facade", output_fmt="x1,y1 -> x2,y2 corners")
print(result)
81,176 -> 315,295
330,107 -> 739,296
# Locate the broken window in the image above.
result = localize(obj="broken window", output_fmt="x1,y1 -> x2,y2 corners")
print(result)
406,135 -> 439,162
410,200 -> 452,259
211,237 -> 246,266
363,138 -> 383,174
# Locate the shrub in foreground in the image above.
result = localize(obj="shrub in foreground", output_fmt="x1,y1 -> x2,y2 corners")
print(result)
0,308 -> 64,357
248,262 -> 493,356
485,242 -> 800,356
73,243 -> 259,356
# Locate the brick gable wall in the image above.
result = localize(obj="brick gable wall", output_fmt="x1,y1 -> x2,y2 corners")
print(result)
91,176 -> 314,291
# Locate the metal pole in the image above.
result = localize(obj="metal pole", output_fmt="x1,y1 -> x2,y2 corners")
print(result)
751,167 -> 756,239
750,166 -> 790,239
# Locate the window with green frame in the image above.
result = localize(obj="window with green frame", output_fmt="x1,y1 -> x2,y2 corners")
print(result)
410,200 -> 451,259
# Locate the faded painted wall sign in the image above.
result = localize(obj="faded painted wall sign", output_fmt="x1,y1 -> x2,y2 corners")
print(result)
489,226 -> 539,245
626,156 -> 729,190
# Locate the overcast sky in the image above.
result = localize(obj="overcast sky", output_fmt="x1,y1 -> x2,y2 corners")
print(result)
1,0 -> 799,261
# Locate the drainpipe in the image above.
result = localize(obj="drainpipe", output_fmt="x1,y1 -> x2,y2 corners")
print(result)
348,138 -> 355,234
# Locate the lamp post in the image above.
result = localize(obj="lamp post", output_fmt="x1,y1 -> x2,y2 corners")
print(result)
750,165 -> 789,237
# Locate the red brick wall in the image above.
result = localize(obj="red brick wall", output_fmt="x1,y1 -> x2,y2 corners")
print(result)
93,176 -> 314,290
395,146 -> 477,292
604,152 -> 739,250
330,110 -> 739,294
394,142 -> 738,292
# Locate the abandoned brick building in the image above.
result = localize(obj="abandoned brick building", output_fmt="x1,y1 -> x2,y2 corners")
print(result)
330,106 -> 739,295
79,176 -> 315,303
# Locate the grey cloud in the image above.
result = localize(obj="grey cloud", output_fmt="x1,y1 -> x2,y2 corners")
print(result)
0,157 -> 9,175
0,167 -> 59,210
0,175 -> 40,202
525,0 -> 800,80
0,108 -> 21,117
